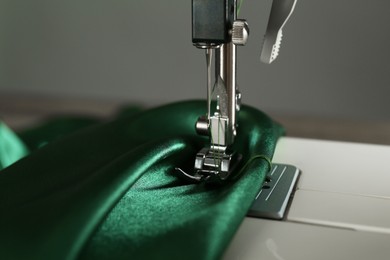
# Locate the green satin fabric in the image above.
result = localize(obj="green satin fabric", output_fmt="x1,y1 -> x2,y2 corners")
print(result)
0,101 -> 283,260
0,121 -> 29,170
18,116 -> 101,152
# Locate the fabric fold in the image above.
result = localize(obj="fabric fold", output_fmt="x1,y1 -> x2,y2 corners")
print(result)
0,121 -> 29,170
0,100 -> 283,260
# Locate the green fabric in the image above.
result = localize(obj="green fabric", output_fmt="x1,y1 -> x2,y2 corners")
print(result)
0,121 -> 29,170
18,116 -> 100,151
0,100 -> 283,260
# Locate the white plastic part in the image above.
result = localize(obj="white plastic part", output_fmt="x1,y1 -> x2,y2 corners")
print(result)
260,0 -> 297,64
224,137 -> 390,260
288,190 -> 390,234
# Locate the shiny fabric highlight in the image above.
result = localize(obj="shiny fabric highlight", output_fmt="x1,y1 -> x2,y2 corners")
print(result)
0,101 -> 283,260
0,121 -> 28,170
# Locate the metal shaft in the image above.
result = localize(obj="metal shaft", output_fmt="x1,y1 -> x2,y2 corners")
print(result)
225,42 -> 237,139
216,44 -> 237,145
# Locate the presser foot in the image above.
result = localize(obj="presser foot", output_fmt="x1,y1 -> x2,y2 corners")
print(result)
175,148 -> 242,183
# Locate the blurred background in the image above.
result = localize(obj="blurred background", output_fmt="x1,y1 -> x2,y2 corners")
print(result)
1,0 -> 390,144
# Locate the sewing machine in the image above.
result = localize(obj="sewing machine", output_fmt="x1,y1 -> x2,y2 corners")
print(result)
176,0 -> 300,220
2,1 -> 390,259
186,1 -> 390,259
225,138 -> 390,259
177,0 -> 297,183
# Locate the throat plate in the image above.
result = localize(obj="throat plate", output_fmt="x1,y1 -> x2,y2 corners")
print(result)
248,163 -> 300,220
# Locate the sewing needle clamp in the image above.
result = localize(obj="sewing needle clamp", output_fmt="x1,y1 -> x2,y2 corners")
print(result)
176,0 -> 297,183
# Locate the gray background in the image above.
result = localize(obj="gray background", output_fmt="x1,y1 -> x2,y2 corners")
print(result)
1,0 -> 389,120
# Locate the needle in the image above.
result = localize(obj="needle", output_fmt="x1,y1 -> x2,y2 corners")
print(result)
205,48 -> 213,120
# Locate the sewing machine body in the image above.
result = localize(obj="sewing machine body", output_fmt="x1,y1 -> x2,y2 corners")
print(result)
3,1 -> 390,259
190,2 -> 390,258
225,137 -> 390,259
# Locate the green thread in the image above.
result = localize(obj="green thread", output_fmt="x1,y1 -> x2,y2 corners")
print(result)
232,154 -> 272,181
217,115 -> 223,170
238,0 -> 245,14
210,114 -> 225,171
210,118 -> 217,170
246,154 -> 272,172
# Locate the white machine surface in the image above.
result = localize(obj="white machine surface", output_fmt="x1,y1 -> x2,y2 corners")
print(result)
224,137 -> 390,260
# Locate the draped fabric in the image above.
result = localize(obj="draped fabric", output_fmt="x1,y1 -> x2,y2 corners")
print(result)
0,121 -> 29,170
0,101 -> 283,260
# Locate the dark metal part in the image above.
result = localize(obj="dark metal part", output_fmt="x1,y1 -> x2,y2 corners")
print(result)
248,164 -> 300,220
192,0 -> 234,45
